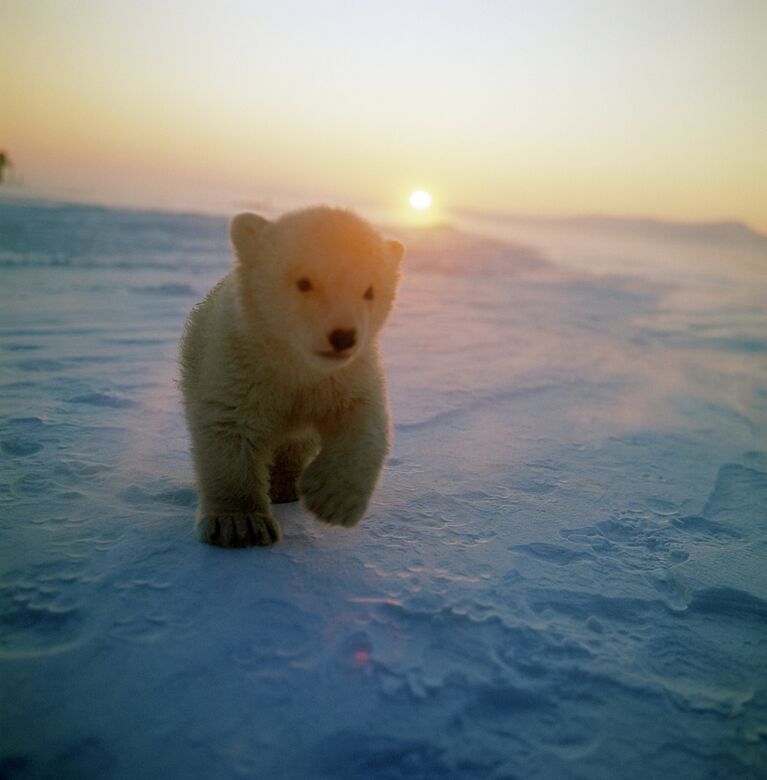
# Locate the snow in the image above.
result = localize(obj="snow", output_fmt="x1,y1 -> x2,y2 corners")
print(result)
1,197 -> 766,779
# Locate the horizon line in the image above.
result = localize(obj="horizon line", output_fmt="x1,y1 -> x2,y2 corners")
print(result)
1,182 -> 766,243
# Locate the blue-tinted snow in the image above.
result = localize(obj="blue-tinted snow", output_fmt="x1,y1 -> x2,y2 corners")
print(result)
1,198 -> 766,779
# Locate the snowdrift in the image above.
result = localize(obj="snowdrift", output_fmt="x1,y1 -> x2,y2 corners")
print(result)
1,198 -> 766,778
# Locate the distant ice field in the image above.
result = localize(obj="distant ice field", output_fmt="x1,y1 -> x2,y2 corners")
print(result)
1,197 -> 766,779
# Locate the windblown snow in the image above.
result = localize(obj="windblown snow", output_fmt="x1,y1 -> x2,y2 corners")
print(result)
1,198 -> 766,779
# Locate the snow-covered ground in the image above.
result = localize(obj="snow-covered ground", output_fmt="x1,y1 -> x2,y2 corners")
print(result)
1,197 -> 766,779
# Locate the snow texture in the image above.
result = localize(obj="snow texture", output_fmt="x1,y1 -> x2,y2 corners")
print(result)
1,197 -> 766,779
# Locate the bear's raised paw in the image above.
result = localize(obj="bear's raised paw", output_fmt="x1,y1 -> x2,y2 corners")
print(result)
299,467 -> 369,528
196,512 -> 281,548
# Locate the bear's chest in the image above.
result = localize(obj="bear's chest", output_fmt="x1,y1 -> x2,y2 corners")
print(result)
239,376 -> 350,437
283,379 -> 350,432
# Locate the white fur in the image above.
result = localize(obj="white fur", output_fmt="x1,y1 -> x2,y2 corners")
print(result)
179,206 -> 404,547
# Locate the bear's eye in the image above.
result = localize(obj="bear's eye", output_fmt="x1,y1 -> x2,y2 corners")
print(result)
363,286 -> 374,301
296,277 -> 313,292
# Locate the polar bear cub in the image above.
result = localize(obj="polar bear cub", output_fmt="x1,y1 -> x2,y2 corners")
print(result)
180,206 -> 404,547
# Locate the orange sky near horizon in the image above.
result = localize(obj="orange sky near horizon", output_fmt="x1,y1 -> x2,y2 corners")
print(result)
2,0 -> 766,231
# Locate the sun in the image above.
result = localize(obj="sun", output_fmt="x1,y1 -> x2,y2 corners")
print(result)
409,190 -> 432,210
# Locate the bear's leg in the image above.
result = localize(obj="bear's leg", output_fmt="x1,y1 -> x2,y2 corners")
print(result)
299,400 -> 389,528
269,436 -> 319,504
191,427 -> 281,548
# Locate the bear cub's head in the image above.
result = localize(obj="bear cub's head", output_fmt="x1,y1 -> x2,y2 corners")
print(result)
231,206 -> 404,372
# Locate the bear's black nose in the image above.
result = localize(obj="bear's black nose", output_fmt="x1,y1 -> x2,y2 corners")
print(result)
328,328 -> 357,353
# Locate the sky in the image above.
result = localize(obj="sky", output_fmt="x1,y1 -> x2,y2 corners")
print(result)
1,0 -> 766,229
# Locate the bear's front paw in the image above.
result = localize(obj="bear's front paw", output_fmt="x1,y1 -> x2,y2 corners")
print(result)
298,467 -> 370,528
196,511 -> 281,548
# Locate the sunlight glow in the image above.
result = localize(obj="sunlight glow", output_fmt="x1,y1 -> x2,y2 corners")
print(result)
409,190 -> 432,210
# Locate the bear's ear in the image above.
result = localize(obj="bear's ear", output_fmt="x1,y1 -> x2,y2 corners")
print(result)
230,213 -> 270,261
386,239 -> 405,264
